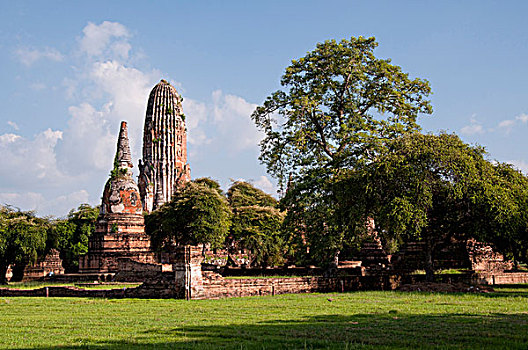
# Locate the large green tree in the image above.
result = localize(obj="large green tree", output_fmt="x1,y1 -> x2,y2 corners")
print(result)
0,206 -> 48,284
227,181 -> 285,267
354,133 -> 497,280
252,36 -> 432,186
474,163 -> 528,267
49,204 -> 99,272
252,37 -> 432,265
146,178 -> 232,251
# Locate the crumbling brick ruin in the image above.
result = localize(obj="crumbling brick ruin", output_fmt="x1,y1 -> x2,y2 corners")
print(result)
79,121 -> 154,273
138,80 -> 191,213
23,249 -> 65,279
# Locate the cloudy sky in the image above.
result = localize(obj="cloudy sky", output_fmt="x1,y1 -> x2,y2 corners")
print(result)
0,1 -> 527,217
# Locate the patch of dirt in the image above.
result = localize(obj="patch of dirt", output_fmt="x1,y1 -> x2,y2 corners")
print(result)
398,282 -> 494,293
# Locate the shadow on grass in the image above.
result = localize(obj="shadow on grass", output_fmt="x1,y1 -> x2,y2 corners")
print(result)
486,284 -> 528,298
24,312 -> 528,349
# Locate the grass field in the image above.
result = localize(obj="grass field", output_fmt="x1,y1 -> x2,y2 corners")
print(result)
0,286 -> 527,349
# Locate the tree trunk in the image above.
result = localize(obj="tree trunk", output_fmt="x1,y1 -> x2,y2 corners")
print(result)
0,263 -> 8,285
424,238 -> 435,282
10,263 -> 26,282
332,250 -> 340,268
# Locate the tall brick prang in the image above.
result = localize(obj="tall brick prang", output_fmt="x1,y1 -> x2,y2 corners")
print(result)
138,79 -> 190,213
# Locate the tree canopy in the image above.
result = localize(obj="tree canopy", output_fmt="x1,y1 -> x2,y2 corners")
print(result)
49,204 -> 99,272
0,206 -> 48,284
252,36 -> 433,267
252,36 -> 432,187
146,178 -> 232,251
350,133 -> 492,279
227,181 -> 285,267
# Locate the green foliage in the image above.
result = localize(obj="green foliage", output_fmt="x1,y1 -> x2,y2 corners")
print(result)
227,181 -> 277,208
230,205 -> 285,267
52,204 -> 99,272
109,158 -> 120,179
473,163 -> 528,266
252,36 -> 432,188
354,133 -> 497,279
227,181 -> 285,266
194,177 -> 224,195
252,36 -> 432,267
0,206 -> 48,284
146,179 -> 232,250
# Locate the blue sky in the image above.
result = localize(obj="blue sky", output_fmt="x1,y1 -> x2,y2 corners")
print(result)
0,1 -> 527,216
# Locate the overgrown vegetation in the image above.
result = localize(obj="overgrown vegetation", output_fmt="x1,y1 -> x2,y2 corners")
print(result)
146,178 -> 232,250
50,204 -> 99,272
0,206 -> 48,284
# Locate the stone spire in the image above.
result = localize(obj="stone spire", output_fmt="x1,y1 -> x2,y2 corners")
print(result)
116,121 -> 133,170
138,79 -> 191,213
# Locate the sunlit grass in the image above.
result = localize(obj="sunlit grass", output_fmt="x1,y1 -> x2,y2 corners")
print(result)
0,288 -> 527,349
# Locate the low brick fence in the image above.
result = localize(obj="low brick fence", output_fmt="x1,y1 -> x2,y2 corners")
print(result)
194,274 -> 399,299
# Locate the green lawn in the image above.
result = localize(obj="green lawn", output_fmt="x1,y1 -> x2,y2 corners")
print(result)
0,287 -> 527,349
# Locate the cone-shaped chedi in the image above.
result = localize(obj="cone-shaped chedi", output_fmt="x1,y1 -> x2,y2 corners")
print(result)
79,121 -> 154,273
101,121 -> 141,215
139,79 -> 191,213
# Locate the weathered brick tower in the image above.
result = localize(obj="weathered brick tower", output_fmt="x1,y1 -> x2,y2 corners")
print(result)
138,79 -> 191,213
79,121 -> 153,273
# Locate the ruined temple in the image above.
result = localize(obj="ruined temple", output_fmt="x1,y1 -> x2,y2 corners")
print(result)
79,121 -> 154,273
138,80 -> 191,213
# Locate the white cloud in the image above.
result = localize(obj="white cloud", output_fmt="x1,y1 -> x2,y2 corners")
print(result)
211,90 -> 262,153
505,160 -> 528,175
79,21 -> 131,59
516,113 -> 528,123
498,119 -> 515,133
0,129 -> 66,188
0,133 -> 21,144
56,102 -> 115,174
253,175 -> 276,195
183,98 -> 210,147
498,119 -> 515,128
88,60 -> 160,155
0,190 -> 90,217
460,117 -> 484,136
7,121 -> 19,130
15,47 -> 64,66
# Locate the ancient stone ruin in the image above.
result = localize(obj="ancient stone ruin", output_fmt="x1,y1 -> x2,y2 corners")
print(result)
22,249 -> 65,280
79,121 -> 154,273
7,79 -> 520,298
138,80 -> 191,213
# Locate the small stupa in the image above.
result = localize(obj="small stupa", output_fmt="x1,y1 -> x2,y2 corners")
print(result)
79,121 -> 154,273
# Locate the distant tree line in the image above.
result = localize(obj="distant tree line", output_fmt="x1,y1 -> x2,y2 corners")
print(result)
0,203 -> 99,284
